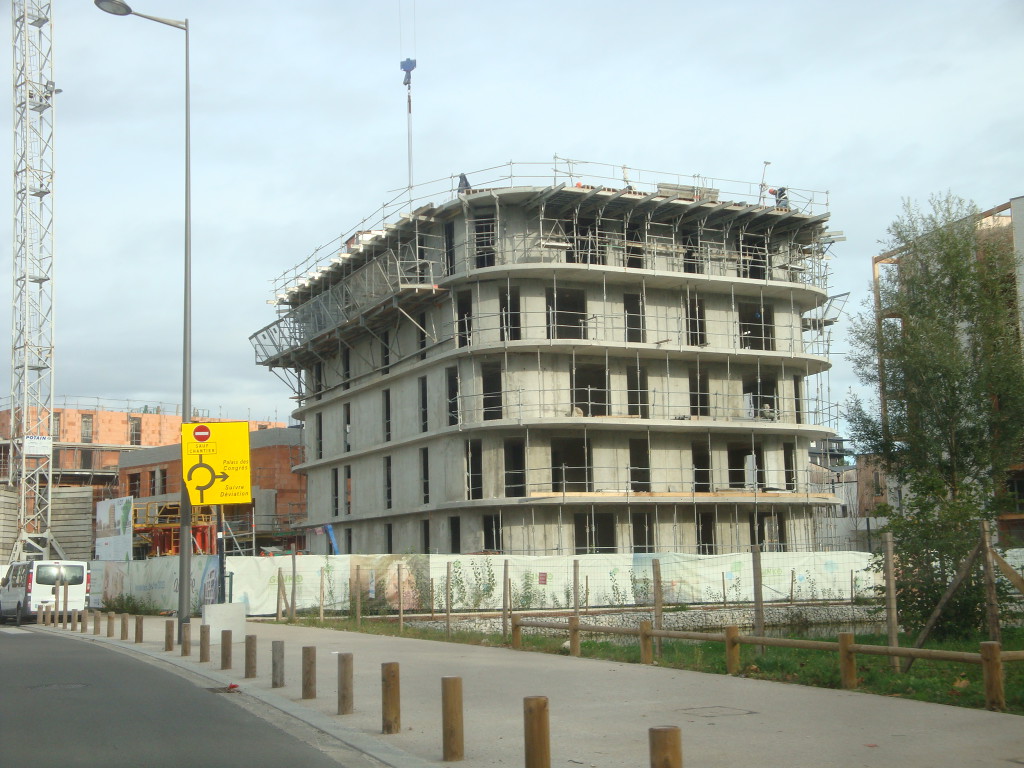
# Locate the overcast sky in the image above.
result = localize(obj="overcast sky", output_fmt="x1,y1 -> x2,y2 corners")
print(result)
2,0 -> 1022,427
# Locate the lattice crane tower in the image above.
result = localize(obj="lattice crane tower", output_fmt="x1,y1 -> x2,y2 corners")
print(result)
9,0 -> 63,562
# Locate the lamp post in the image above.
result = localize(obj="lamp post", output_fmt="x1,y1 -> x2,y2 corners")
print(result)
95,0 -> 192,639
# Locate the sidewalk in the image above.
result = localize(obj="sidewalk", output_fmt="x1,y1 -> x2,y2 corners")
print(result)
30,615 -> 1022,768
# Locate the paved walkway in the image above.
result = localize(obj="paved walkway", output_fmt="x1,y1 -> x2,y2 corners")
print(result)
28,616 -> 1023,768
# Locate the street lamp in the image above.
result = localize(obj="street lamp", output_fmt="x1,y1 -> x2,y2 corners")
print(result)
95,0 -> 192,638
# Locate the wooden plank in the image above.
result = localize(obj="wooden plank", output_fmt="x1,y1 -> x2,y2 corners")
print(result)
992,550 -> 1024,596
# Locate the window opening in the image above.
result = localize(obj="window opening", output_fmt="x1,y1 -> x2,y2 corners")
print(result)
344,527 -> 353,554
625,219 -> 645,269
629,439 -> 651,492
750,511 -> 786,551
344,465 -> 352,514
384,456 -> 392,509
692,443 -> 712,492
551,437 -> 592,492
343,403 -> 351,452
446,366 -> 460,425
382,389 -> 392,441
422,519 -> 431,553
449,516 -> 461,554
624,293 -> 646,343
385,523 -> 394,554
742,374 -> 778,420
784,442 -> 796,491
546,287 -> 587,339
314,412 -> 323,460
697,511 -> 716,553
129,416 -> 142,446
689,370 -> 710,417
632,511 -> 654,553
474,212 -> 496,268
456,291 -> 472,347
504,439 -> 526,497
465,439 -> 483,499
572,364 -> 607,416
627,365 -> 649,418
443,220 -> 455,275
685,296 -> 707,346
574,511 -> 615,553
331,468 -> 340,517
499,287 -> 521,341
727,443 -> 765,489
483,514 -> 503,551
81,414 -> 93,444
739,302 -> 775,351
418,376 -> 429,432
420,447 -> 430,504
481,362 -> 503,420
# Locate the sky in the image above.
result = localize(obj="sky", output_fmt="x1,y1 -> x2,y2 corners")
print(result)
2,0 -> 1023,428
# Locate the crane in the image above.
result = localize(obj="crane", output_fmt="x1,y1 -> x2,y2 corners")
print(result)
9,0 -> 63,562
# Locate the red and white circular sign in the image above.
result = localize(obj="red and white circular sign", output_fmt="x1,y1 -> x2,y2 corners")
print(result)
193,425 -> 211,442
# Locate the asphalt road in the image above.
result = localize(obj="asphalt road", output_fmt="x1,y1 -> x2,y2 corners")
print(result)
0,627 -> 384,768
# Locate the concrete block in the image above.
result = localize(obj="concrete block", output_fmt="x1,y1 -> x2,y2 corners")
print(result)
201,602 -> 247,643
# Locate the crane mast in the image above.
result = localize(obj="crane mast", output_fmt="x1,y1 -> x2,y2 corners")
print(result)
9,0 -> 62,562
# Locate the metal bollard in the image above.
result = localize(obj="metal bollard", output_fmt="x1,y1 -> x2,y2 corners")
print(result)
302,646 -> 316,700
245,635 -> 257,679
442,676 -> 464,761
272,640 -> 285,688
381,662 -> 400,734
200,625 -> 211,662
221,630 -> 233,670
337,653 -> 353,715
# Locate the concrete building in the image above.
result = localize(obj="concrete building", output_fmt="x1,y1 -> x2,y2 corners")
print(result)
117,426 -> 305,557
252,160 -> 844,556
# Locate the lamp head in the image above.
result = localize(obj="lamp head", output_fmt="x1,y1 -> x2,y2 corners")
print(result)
94,0 -> 133,16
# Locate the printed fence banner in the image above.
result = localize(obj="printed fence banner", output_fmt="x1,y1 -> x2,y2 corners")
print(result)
95,496 -> 133,562
89,550 -> 880,616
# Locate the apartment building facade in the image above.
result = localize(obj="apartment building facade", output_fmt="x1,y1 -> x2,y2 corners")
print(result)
252,161 -> 842,556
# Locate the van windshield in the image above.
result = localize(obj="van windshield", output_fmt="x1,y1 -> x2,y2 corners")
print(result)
35,565 -> 85,586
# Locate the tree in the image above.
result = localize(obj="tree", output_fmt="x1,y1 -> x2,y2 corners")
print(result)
847,193 -> 1024,638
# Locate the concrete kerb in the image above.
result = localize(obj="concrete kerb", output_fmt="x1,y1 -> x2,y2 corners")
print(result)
27,617 -> 435,768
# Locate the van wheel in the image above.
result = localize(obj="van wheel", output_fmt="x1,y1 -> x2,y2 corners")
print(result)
14,602 -> 23,626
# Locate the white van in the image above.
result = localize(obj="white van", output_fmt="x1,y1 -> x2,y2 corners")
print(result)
0,560 -> 91,625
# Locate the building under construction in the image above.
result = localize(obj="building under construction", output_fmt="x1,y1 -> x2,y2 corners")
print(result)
251,159 -> 845,555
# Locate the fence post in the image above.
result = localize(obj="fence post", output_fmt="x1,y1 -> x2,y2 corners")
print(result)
290,551 -> 297,622
850,570 -> 856,605
181,623 -> 191,657
221,630 -> 233,670
724,625 -> 740,675
502,559 -> 510,643
649,725 -> 682,768
511,613 -> 522,649
302,646 -> 316,699
838,632 -> 856,689
398,563 -> 405,635
164,619 -> 175,651
980,522 -> 1002,643
382,662 -> 401,734
276,567 -> 285,621
430,577 -> 436,620
134,615 -> 144,644
272,640 -> 285,688
883,531 -> 900,673
568,615 -> 580,657
523,696 -> 550,768
980,641 -> 1005,711
789,569 -> 795,604
319,567 -> 325,622
245,635 -> 257,678
441,676 -> 464,762
200,624 -> 211,663
639,620 -> 653,665
337,652 -> 354,715
355,565 -> 362,628
573,559 -> 580,617
653,558 -> 663,659
445,561 -> 452,641
751,546 -> 765,655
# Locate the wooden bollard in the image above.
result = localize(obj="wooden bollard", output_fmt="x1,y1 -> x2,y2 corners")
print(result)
134,615 -> 144,643
337,652 -> 354,715
120,614 -> 129,641
107,612 -> 115,637
724,626 -> 740,675
71,609 -> 79,630
523,696 -> 550,768
639,620 -> 653,665
221,630 -> 233,670
164,620 -> 175,652
272,640 -> 285,688
568,615 -> 581,657
511,614 -> 522,650
181,623 -> 192,657
381,662 -> 401,734
61,600 -> 68,630
199,625 -> 211,662
81,610 -> 88,633
441,676 -> 464,762
981,641 -> 1005,711
302,646 -> 317,699
63,583 -> 70,625
245,635 -> 257,678
839,632 -> 856,689
649,725 -> 682,768
92,611 -> 101,635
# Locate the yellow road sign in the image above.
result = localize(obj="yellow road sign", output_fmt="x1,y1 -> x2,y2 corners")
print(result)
181,421 -> 252,505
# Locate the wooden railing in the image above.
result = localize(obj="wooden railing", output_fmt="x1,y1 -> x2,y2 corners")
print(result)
510,614 -> 1012,711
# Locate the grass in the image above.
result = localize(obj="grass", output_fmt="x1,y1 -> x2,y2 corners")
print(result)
281,613 -> 1024,714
